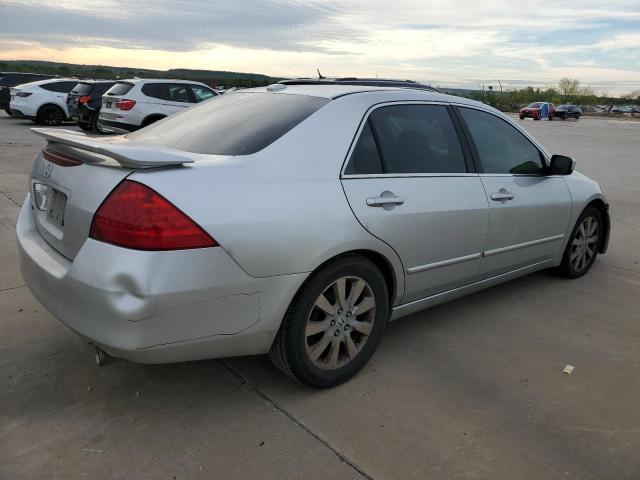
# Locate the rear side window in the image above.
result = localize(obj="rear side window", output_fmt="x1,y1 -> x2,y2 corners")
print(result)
141,83 -> 166,100
41,81 -> 78,93
458,107 -> 544,175
71,83 -> 93,95
358,104 -> 467,174
344,121 -> 383,174
128,92 -> 329,155
105,82 -> 134,96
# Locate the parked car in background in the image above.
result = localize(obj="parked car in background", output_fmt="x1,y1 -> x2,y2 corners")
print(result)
9,78 -> 79,125
0,72 -> 55,115
18,82 -> 609,387
552,104 -> 582,120
98,79 -> 218,133
519,102 -> 556,120
67,80 -> 116,132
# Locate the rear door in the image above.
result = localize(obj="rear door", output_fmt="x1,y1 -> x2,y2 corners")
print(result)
161,83 -> 194,115
455,106 -> 572,277
341,103 -> 488,303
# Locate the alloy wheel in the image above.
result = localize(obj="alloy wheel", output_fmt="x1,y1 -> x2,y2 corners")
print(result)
305,276 -> 376,370
571,216 -> 599,272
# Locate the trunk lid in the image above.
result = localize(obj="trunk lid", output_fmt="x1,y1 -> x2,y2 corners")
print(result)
101,81 -> 135,119
29,128 -> 196,260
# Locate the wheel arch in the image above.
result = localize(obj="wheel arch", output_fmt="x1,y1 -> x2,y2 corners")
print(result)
585,198 -> 610,253
141,114 -> 166,127
299,249 -> 401,307
36,102 -> 66,119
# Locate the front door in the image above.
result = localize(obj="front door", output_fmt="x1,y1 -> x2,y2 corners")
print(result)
455,106 -> 573,277
341,103 -> 489,303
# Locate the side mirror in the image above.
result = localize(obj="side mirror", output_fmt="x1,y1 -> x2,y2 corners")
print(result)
549,154 -> 575,175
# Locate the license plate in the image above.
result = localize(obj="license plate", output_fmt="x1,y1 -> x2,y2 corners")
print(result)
47,190 -> 67,228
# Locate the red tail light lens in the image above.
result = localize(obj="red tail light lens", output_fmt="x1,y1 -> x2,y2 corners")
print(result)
115,99 -> 136,110
78,95 -> 91,104
89,180 -> 218,251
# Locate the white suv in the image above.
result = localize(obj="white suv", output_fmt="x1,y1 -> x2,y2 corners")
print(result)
98,79 -> 218,133
9,78 -> 79,125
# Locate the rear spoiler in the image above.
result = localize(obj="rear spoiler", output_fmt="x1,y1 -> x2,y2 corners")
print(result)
31,128 -> 195,169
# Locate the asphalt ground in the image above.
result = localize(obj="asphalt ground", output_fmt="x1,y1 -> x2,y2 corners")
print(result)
1,111 -> 638,479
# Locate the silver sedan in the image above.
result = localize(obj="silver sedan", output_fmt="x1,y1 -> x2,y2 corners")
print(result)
17,84 -> 610,387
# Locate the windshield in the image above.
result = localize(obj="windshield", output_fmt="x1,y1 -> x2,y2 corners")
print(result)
527,102 -> 543,108
128,92 -> 330,156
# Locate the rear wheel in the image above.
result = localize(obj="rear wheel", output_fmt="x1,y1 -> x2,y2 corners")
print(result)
269,255 -> 389,388
141,115 -> 165,128
557,206 -> 602,278
91,113 -> 106,134
36,104 -> 65,126
575,113 -> 581,120
78,121 -> 92,131
4,107 -> 11,116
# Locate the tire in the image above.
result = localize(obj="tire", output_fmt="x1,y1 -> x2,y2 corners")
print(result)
36,104 -> 65,126
575,113 -> 581,120
78,122 -> 92,131
91,113 -> 105,134
557,206 -> 603,279
562,113 -> 568,120
269,254 -> 389,388
519,115 -> 525,120
4,107 -> 11,116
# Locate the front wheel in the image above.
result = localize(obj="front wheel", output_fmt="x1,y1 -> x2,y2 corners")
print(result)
557,206 -> 603,278
270,255 -> 389,388
575,113 -> 581,120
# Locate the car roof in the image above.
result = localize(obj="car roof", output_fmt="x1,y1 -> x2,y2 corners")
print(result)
13,77 -> 75,88
251,83 -> 464,102
117,78 -> 208,86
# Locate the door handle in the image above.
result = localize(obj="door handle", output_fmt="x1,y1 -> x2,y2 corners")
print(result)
490,191 -> 514,201
366,194 -> 404,207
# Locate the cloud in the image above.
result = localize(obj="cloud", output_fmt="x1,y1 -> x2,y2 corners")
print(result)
1,0 -> 640,94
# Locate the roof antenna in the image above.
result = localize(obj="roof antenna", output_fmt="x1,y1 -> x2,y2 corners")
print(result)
317,68 -> 325,79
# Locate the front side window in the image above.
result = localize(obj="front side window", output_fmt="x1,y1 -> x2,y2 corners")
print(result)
191,85 -> 216,102
458,107 -> 544,175
168,84 -> 191,103
369,104 -> 466,174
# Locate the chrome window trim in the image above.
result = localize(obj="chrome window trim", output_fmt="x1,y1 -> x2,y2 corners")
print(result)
340,100 -> 466,179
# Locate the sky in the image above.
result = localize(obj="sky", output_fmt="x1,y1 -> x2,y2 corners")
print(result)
1,0 -> 639,95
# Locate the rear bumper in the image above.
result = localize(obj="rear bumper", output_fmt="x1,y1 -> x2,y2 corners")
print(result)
97,117 -> 139,133
17,196 -> 306,363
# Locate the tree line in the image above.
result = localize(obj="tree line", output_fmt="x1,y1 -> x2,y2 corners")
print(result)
465,77 -> 639,112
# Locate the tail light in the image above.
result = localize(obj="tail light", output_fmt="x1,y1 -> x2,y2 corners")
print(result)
78,95 -> 91,104
115,99 -> 136,110
89,180 -> 218,251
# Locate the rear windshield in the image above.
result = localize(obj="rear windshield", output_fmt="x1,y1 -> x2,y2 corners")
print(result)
105,81 -> 134,96
71,82 -> 93,95
127,92 -> 330,156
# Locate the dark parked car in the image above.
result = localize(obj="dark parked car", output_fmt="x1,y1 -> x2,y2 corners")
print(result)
0,72 -> 55,115
67,80 -> 116,132
552,104 -> 582,120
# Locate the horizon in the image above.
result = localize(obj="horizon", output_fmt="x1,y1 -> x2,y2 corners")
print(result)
1,1 -> 639,96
